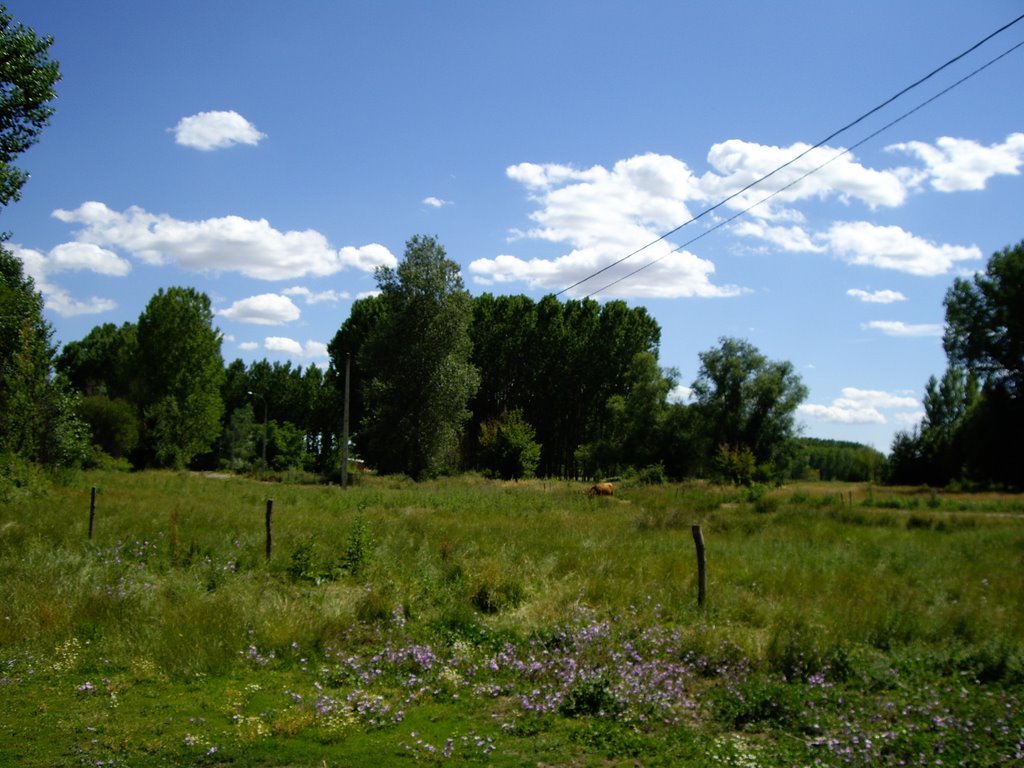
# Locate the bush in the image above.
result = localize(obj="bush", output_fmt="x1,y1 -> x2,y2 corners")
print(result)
0,452 -> 50,501
625,462 -> 667,485
339,516 -> 373,577
477,409 -> 541,480
713,444 -> 757,486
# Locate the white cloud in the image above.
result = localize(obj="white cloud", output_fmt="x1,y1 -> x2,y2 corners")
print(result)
10,243 -> 122,318
12,241 -> 130,279
893,410 -> 925,425
239,341 -> 259,351
506,161 -> 609,190
863,320 -> 943,337
52,201 -> 396,280
799,402 -> 886,425
733,221 -> 823,252
482,141 -> 921,297
264,337 -> 329,358
839,388 -> 920,409
422,196 -> 451,208
339,243 -> 397,272
38,284 -> 117,317
887,132 -> 1024,192
470,246 -> 744,299
283,286 -> 349,304
668,384 -> 693,403
471,154 -> 742,298
846,288 -> 907,304
799,387 -> 920,425
217,294 -> 301,325
701,139 -> 907,214
47,242 -> 132,275
172,110 -> 266,151
303,340 -> 329,358
823,222 -> 981,276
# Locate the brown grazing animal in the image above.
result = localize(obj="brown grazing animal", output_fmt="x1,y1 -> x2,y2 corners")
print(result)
588,482 -> 614,497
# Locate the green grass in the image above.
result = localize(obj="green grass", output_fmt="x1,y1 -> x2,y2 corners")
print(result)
1,471 -> 1022,765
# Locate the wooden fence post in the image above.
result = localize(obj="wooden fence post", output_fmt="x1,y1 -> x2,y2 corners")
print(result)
692,524 -> 706,608
265,499 -> 274,560
88,486 -> 97,540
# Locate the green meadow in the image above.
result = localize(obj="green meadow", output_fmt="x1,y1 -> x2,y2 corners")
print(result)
2,471 -> 1022,766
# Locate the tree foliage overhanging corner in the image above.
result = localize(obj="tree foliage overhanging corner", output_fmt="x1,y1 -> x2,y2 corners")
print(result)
360,235 -> 480,479
0,5 -> 61,209
0,8 -> 84,473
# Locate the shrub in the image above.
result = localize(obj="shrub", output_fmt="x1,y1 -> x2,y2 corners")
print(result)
0,452 -> 50,501
339,515 -> 373,577
713,444 -> 757,486
477,409 -> 541,480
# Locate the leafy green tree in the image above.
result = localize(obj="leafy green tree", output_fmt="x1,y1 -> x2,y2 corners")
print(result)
0,7 -> 61,209
466,294 -> 663,478
614,351 -> 675,469
478,409 -> 541,480
328,293 -> 389,457
0,11 -> 82,468
933,241 -> 1024,487
469,293 -> 538,425
0,248 -> 87,467
57,321 -> 138,399
919,367 -> 978,484
301,364 -> 340,472
218,357 -> 335,474
219,403 -> 257,471
360,235 -> 479,478
135,287 -> 225,468
944,241 -> 1024,397
691,337 -> 807,483
577,351 -> 676,478
888,427 -> 926,486
659,400 -> 701,480
79,394 -> 138,459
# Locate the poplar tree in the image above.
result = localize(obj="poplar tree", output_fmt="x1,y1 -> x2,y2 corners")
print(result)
136,287 -> 225,468
360,235 -> 479,479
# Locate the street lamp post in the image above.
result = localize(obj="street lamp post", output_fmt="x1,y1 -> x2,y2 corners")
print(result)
247,390 -> 268,470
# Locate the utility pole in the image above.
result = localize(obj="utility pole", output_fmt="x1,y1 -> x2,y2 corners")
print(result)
341,353 -> 351,489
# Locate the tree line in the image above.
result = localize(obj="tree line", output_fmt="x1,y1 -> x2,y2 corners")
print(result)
888,240 -> 1024,489
4,231 -> 816,486
29,232 -> 1019,489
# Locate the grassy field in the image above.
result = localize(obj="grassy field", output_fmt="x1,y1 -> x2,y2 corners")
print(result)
1,471 -> 1022,766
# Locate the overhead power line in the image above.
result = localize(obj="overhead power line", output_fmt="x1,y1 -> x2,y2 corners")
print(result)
555,11 -> 1024,298
586,36 -> 1024,298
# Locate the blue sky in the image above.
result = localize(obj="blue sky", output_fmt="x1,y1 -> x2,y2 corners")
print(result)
4,1 -> 1023,452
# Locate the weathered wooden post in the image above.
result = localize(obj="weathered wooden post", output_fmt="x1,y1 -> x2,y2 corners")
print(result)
265,499 -> 274,560
692,524 -> 706,608
88,486 -> 97,540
